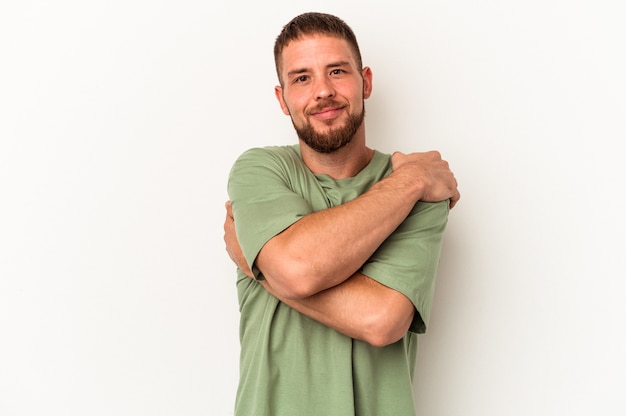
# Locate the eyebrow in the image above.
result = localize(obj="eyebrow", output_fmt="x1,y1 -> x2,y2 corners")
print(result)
286,61 -> 352,78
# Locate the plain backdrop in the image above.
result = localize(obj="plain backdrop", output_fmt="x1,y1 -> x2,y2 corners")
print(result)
1,1 -> 624,415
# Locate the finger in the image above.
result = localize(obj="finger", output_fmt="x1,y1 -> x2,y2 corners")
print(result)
449,190 -> 461,208
428,150 -> 442,159
225,201 -> 234,218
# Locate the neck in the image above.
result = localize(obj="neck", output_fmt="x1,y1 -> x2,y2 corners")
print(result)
299,128 -> 374,180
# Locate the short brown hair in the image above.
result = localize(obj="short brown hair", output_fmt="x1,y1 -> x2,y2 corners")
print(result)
273,12 -> 363,85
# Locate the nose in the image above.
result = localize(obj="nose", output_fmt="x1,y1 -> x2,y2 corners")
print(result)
314,77 -> 335,100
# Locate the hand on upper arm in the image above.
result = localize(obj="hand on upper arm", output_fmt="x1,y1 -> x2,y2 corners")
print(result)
391,150 -> 460,208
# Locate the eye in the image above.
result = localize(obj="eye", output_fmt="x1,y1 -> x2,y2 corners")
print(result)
294,75 -> 309,83
330,69 -> 344,75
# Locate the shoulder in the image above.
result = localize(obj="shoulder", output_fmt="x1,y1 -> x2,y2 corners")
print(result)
228,145 -> 309,191
229,145 -> 309,182
371,149 -> 392,172
235,145 -> 301,167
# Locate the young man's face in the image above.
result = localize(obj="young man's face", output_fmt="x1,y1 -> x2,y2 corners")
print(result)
275,34 -> 373,153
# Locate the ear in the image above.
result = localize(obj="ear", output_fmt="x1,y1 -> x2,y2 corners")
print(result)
274,85 -> 290,115
362,66 -> 373,99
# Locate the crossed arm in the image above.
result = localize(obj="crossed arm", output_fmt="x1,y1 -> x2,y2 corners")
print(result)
224,151 -> 459,347
225,202 -> 415,346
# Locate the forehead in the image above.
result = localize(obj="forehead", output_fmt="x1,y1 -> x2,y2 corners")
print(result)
280,34 -> 357,72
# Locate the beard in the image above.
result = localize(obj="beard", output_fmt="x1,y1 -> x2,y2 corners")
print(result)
293,102 -> 365,154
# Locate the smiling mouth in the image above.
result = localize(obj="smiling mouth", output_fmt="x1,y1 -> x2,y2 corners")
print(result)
317,106 -> 341,113
309,106 -> 345,121
308,98 -> 345,114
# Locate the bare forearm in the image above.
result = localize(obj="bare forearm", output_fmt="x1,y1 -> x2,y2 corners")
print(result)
258,273 -> 415,347
257,171 -> 424,298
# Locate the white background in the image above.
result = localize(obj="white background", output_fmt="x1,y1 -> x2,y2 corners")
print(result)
1,1 -> 625,415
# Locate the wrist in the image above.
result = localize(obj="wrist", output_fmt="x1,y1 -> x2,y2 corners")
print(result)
383,168 -> 426,203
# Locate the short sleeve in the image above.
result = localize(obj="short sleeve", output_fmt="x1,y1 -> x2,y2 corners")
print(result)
361,200 -> 449,333
227,147 -> 316,279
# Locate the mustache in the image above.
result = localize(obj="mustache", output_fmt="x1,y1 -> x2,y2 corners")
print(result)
306,100 -> 344,115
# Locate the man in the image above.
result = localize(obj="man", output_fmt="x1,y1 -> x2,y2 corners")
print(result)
224,12 -> 459,416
